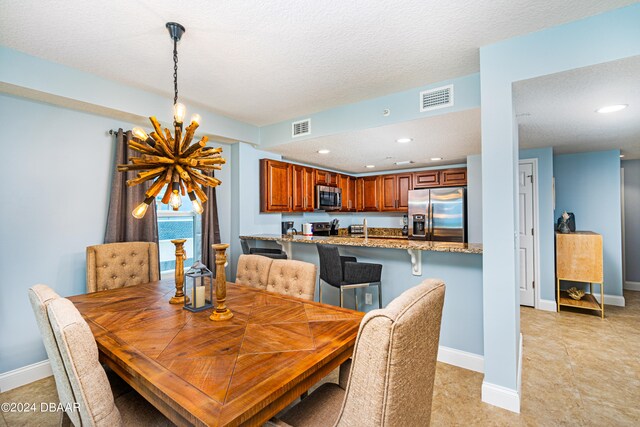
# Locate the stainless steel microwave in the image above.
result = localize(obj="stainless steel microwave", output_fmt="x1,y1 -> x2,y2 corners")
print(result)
316,185 -> 342,210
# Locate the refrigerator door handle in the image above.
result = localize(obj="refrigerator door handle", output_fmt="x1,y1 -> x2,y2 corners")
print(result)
429,202 -> 434,240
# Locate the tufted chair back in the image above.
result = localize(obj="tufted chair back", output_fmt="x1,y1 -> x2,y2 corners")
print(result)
235,254 -> 273,290
266,259 -> 317,301
337,279 -> 445,427
47,297 -> 122,426
28,285 -> 81,427
86,242 -> 160,293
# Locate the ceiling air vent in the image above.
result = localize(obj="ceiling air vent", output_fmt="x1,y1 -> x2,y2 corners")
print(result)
292,119 -> 311,137
420,84 -> 454,112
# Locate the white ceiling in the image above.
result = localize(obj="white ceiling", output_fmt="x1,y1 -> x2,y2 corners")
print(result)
272,109 -> 480,173
514,55 -> 640,159
0,0 -> 634,126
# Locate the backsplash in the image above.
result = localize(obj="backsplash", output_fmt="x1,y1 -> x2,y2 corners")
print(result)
281,211 -> 406,230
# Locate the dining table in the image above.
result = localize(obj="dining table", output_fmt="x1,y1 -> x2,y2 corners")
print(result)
68,279 -> 364,426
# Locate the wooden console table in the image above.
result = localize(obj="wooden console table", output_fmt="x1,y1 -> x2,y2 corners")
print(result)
556,231 -> 604,318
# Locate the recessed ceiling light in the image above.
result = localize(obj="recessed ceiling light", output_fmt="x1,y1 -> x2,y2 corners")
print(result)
396,138 -> 413,143
394,160 -> 414,166
365,165 -> 375,168
317,149 -> 330,154
620,154 -> 625,158
430,157 -> 443,161
596,104 -> 628,114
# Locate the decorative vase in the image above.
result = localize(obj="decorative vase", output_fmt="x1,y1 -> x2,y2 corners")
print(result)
209,243 -> 233,321
558,221 -> 571,234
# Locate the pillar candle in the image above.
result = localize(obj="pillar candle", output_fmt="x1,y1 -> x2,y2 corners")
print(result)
194,285 -> 205,308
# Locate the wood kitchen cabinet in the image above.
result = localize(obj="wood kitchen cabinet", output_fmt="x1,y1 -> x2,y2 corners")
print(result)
260,159 -> 291,212
441,168 -> 467,186
412,170 -> 440,188
396,173 -> 412,210
315,169 -> 338,187
413,168 -> 467,188
380,173 -> 412,211
356,176 -> 380,211
339,175 -> 356,212
291,164 -> 315,212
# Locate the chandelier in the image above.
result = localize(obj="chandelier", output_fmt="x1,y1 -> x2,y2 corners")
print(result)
118,22 -> 226,219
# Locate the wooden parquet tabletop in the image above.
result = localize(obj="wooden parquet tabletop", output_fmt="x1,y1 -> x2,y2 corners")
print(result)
69,280 -> 364,426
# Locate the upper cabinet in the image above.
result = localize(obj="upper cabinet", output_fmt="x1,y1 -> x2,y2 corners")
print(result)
413,168 -> 466,189
441,168 -> 467,186
260,159 -> 291,212
315,169 -> 338,187
380,173 -> 413,212
338,175 -> 356,212
291,164 -> 315,212
356,176 -> 380,212
260,158 -> 466,213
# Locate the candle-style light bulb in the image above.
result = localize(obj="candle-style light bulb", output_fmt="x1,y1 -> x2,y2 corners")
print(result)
190,113 -> 201,126
132,127 -> 156,147
169,182 -> 182,210
188,191 -> 204,214
173,103 -> 186,124
132,197 -> 154,219
132,127 -> 149,141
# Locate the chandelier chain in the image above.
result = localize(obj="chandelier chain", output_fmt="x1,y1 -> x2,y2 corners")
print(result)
173,38 -> 178,105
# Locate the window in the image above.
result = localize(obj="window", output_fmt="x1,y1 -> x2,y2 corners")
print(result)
157,194 -> 201,274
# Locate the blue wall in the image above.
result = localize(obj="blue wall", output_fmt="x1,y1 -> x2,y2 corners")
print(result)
554,150 -> 623,297
0,95 -> 129,373
260,74 -> 480,147
479,3 -> 640,398
623,160 -> 640,283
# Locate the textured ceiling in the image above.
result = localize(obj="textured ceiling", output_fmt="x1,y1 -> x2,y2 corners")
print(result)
272,109 -> 480,173
514,55 -> 640,160
0,0 -> 634,126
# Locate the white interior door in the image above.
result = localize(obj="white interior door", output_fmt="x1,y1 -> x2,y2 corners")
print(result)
519,162 -> 535,307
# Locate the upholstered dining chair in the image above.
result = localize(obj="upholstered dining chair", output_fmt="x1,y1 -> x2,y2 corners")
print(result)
86,242 -> 159,293
265,259 -> 317,301
271,278 -> 446,427
28,285 -> 81,427
235,255 -> 318,301
46,295 -> 172,426
235,254 -> 274,289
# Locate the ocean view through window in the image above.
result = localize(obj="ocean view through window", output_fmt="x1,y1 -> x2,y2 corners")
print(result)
157,194 -> 201,274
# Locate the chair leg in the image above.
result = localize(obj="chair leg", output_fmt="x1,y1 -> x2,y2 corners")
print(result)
340,287 -> 344,308
378,282 -> 382,309
319,279 -> 323,304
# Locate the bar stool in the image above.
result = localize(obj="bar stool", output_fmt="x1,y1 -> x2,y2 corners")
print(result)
240,239 -> 288,259
316,244 -> 382,310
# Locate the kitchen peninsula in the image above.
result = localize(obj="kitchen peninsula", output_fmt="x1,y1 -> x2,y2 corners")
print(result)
240,233 -> 484,364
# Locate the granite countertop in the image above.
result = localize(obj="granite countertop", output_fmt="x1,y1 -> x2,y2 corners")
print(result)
240,234 -> 482,254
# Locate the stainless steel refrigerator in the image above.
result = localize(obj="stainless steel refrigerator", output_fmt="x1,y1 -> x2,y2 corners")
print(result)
408,187 -> 467,243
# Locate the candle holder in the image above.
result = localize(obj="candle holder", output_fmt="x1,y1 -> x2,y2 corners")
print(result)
169,239 -> 190,304
209,243 -> 233,321
184,261 -> 214,312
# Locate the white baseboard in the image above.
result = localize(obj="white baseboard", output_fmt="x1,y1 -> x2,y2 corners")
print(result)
537,299 -> 557,312
0,360 -> 52,393
480,333 -> 522,413
482,381 -> 521,413
437,345 -> 484,373
624,281 -> 640,291
591,293 -> 625,307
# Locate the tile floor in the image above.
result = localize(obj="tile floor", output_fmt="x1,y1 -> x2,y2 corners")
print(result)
1,290 -> 638,426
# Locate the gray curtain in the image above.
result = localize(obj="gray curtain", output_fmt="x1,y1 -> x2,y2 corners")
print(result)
201,170 -> 221,274
104,129 -> 159,244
